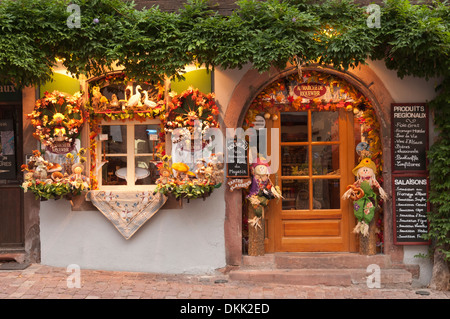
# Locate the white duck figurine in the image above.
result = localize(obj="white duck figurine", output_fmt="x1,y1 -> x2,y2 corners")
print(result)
143,91 -> 157,108
127,85 -> 142,108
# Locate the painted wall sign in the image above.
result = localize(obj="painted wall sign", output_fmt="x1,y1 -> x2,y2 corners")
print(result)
391,103 -> 428,173
393,175 -> 430,245
293,82 -> 327,99
226,138 -> 249,178
227,178 -> 252,192
0,119 -> 17,179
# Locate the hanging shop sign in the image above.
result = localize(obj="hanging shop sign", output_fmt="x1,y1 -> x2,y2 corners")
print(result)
292,82 -> 327,100
226,137 -> 249,178
46,140 -> 76,155
391,103 -> 428,173
392,175 -> 430,245
252,115 -> 266,129
227,178 -> 252,192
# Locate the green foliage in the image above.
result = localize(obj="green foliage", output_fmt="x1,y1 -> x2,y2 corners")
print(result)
372,0 -> 450,79
0,0 -> 448,85
423,77 -> 450,260
154,181 -> 221,200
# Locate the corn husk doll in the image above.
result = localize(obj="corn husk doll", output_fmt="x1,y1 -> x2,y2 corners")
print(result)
342,158 -> 388,237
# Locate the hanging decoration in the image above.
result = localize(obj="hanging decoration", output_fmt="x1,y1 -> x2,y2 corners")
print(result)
20,149 -> 89,200
27,91 -> 86,150
163,87 -> 219,146
244,71 -> 369,128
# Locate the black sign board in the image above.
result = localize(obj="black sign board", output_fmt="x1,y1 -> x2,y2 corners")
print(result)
226,137 -> 249,178
391,103 -> 428,173
0,84 -> 21,102
0,118 -> 17,179
393,176 -> 430,245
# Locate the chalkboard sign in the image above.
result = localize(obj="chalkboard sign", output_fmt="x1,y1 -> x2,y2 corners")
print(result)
226,137 -> 249,178
393,176 -> 430,245
392,104 -> 428,172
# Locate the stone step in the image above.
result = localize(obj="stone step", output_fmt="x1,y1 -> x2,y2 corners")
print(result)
274,252 -> 393,269
228,268 -> 413,288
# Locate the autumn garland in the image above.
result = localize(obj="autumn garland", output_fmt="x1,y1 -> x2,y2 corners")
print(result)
27,91 -> 86,147
164,87 -> 219,137
243,72 -> 383,175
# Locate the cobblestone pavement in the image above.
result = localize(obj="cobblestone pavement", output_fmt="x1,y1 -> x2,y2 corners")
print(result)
0,264 -> 449,300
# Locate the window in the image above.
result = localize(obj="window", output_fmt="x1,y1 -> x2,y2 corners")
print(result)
97,119 -> 161,189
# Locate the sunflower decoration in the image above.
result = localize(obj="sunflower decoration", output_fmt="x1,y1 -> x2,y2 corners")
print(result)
163,87 -> 219,140
27,90 -> 86,147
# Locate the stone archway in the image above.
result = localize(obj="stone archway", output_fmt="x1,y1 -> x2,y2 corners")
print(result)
223,64 -> 403,265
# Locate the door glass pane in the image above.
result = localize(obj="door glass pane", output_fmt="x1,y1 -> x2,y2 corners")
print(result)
281,145 -> 308,176
282,179 -> 309,210
102,156 -> 127,185
312,111 -> 339,142
101,125 -> 127,154
313,179 -> 340,209
312,145 -> 339,175
281,112 -> 308,142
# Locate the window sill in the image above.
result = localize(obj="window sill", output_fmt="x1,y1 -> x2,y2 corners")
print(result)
70,188 -> 183,211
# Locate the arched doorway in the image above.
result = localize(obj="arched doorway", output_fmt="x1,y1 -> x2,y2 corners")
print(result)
224,65 -> 400,263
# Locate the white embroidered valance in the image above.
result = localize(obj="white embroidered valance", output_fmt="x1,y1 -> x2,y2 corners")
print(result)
87,190 -> 167,240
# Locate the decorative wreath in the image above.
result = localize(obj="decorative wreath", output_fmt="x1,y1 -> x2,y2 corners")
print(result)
163,87 -> 219,140
27,90 -> 86,147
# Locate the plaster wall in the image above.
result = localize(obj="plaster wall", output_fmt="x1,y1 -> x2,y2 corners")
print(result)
40,187 -> 226,274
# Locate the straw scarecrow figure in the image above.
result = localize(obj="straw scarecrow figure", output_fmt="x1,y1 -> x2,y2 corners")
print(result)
342,157 -> 388,237
246,158 -> 282,256
247,158 -> 282,229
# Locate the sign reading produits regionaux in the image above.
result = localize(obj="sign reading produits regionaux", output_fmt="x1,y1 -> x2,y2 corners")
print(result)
392,104 -> 428,172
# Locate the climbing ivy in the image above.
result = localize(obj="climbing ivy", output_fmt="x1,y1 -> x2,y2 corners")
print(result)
423,77 -> 450,260
0,0 -> 449,259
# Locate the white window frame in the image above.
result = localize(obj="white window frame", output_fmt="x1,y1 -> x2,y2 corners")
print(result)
96,118 -> 162,191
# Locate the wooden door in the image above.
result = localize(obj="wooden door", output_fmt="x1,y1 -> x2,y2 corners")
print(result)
0,103 -> 24,249
265,109 -> 356,252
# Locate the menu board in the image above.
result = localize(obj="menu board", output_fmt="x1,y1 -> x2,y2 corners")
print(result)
226,137 -> 249,178
392,104 -> 428,172
393,176 -> 430,245
0,119 -> 17,180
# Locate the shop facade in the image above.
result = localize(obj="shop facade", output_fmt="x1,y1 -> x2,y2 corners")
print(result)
0,58 -> 437,286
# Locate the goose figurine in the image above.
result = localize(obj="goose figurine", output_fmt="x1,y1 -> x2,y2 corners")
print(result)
127,85 -> 142,108
143,91 -> 157,108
